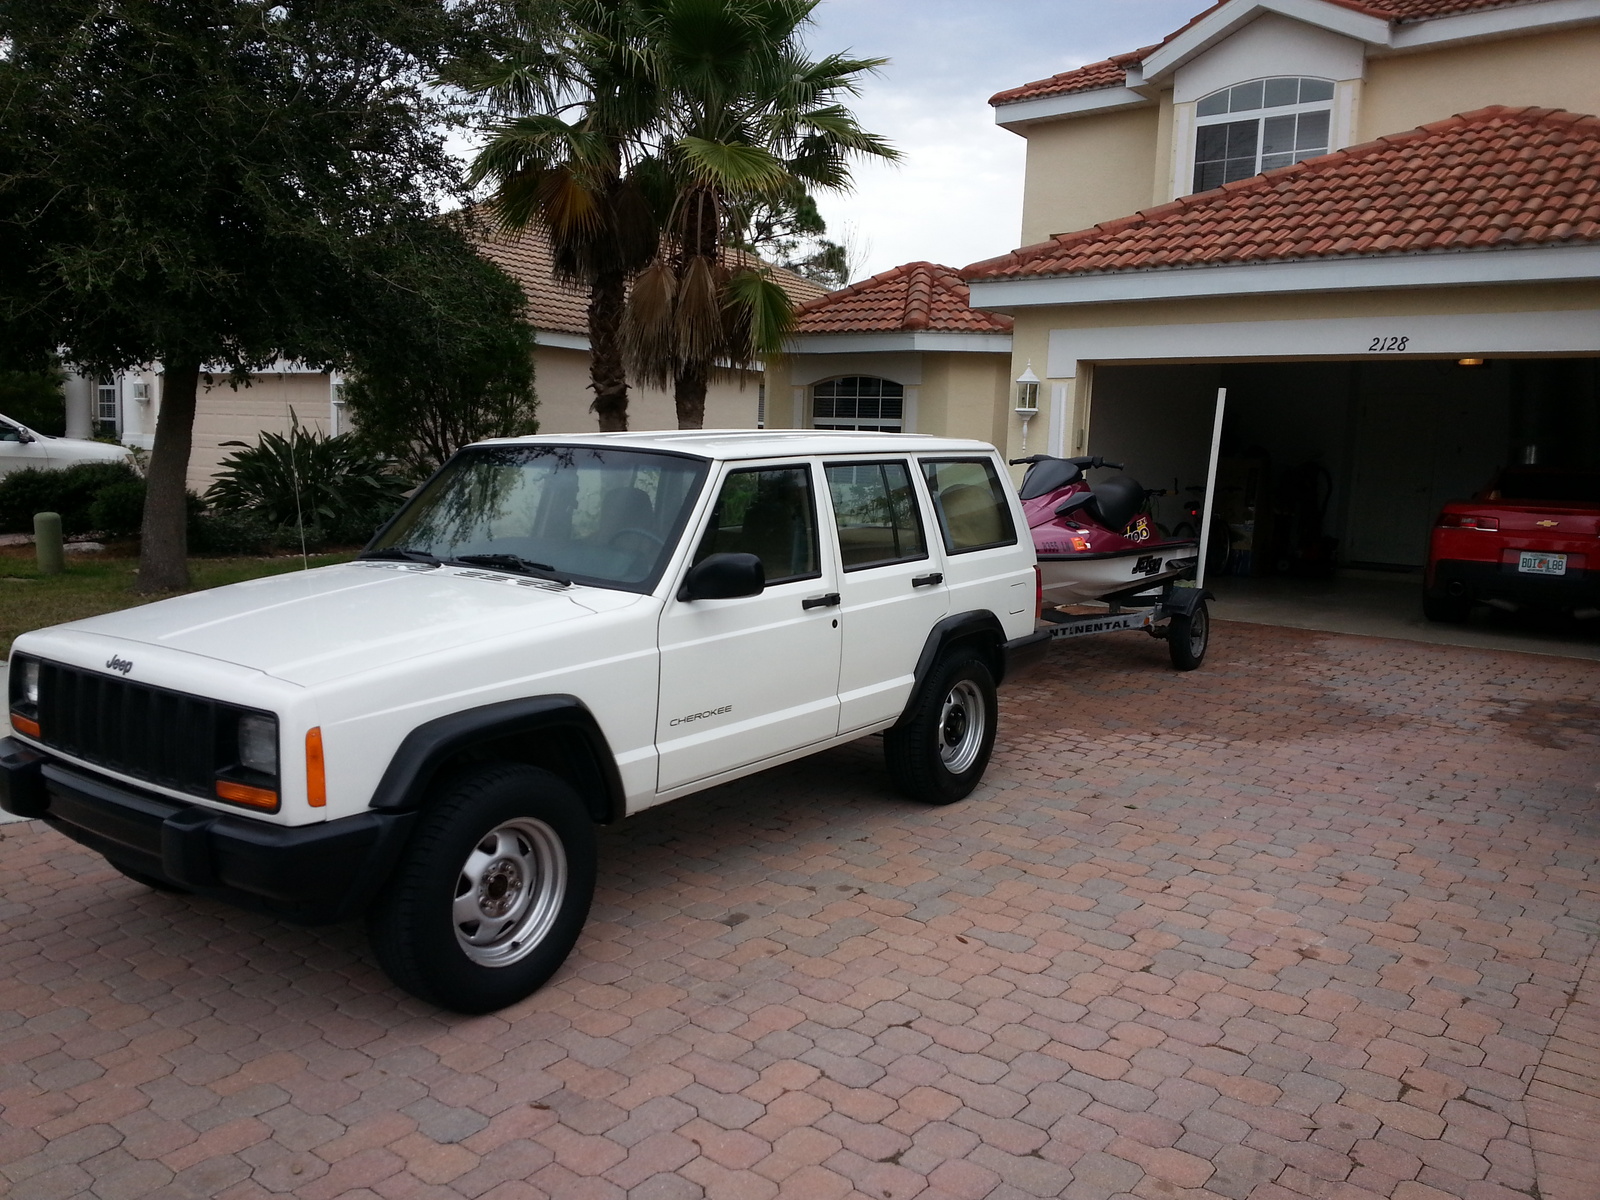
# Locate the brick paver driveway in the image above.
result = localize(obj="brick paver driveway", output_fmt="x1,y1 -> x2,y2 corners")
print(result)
2,623 -> 1598,1200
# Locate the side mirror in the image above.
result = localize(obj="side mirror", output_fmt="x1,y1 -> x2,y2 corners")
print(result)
678,552 -> 764,601
1054,492 -> 1095,519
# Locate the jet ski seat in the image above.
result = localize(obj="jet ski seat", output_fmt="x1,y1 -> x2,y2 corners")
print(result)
1089,475 -> 1144,532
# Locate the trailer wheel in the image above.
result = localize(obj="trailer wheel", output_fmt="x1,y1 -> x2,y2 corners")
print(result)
367,764 -> 595,1014
1167,601 -> 1210,671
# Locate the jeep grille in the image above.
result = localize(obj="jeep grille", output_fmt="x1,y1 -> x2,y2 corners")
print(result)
34,662 -> 222,799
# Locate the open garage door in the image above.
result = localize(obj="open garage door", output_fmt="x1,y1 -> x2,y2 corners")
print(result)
1087,358 -> 1599,574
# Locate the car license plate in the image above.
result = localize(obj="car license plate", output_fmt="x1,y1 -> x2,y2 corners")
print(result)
1518,551 -> 1567,576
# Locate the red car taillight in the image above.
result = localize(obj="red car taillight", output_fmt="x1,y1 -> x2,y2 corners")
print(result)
1437,514 -> 1499,531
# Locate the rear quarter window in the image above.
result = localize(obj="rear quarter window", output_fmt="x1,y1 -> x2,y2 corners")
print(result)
920,458 -> 1018,554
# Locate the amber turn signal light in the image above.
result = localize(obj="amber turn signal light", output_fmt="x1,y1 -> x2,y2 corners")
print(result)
10,712 -> 40,739
306,727 -> 326,808
215,780 -> 278,810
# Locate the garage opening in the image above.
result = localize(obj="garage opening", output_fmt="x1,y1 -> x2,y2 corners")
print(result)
1085,357 -> 1600,654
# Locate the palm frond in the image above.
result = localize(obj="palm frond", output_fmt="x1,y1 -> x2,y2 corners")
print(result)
675,136 -> 790,196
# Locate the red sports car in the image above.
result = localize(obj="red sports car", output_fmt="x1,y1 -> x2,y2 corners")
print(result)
1425,467 -> 1600,623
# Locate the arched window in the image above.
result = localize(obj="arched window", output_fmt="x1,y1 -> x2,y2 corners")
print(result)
813,376 -> 904,433
1193,76 -> 1334,193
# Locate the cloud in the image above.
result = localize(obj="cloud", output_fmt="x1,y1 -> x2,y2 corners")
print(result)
804,0 -> 1202,278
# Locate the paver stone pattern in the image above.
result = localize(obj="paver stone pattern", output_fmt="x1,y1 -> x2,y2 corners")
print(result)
1,621 -> 1597,1200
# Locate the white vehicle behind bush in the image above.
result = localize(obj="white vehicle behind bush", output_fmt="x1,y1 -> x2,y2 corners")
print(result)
0,412 -> 133,478
2,432 -> 1046,1012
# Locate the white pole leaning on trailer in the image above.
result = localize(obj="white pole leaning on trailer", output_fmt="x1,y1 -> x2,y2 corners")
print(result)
1195,387 -> 1228,590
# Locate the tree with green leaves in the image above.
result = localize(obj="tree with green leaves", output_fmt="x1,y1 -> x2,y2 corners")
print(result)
0,0 -> 475,590
624,0 -> 896,428
743,186 -> 851,290
341,216 -> 539,479
465,0 -> 662,432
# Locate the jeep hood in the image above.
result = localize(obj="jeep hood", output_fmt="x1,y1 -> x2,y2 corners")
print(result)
60,561 -> 615,686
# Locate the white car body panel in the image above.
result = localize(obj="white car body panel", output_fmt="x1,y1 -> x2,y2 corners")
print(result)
0,413 -> 133,477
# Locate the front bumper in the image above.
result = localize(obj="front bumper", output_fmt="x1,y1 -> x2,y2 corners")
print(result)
0,739 -> 412,924
1430,559 -> 1600,609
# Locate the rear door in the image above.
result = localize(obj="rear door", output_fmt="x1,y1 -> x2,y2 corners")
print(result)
655,460 -> 843,791
822,459 -> 949,733
918,455 -> 1033,628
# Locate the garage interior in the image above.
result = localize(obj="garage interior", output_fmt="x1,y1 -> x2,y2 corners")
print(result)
1085,357 -> 1600,659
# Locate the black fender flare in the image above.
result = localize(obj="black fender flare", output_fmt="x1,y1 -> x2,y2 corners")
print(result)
368,695 -> 626,825
897,611 -> 1008,728
1157,586 -> 1213,620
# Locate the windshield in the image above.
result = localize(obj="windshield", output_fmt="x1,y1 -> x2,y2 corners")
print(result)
370,445 -> 710,591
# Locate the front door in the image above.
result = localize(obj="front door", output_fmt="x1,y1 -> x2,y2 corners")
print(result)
0,421 -> 51,478
823,459 -> 949,733
656,462 -> 842,791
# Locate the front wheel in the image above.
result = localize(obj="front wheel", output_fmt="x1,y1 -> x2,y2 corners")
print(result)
1167,601 -> 1210,671
368,764 -> 596,1014
884,651 -> 998,805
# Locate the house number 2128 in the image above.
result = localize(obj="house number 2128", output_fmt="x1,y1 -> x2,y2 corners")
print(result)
1368,336 -> 1410,352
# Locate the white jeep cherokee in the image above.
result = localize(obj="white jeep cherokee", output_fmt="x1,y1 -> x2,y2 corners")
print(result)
2,432 -> 1047,1012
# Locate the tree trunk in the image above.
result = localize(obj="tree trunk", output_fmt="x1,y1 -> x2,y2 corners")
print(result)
135,358 -> 199,592
588,269 -> 629,432
674,360 -> 709,430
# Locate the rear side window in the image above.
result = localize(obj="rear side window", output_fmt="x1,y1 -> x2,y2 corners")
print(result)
694,464 -> 820,584
921,458 -> 1018,553
825,461 -> 928,570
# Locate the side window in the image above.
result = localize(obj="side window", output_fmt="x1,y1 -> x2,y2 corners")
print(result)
0,424 -> 20,443
694,464 -> 820,584
920,458 -> 1018,554
825,461 -> 927,570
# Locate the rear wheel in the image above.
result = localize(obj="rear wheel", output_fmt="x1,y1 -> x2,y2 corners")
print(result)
1423,591 -> 1471,623
885,650 -> 998,805
1167,601 -> 1210,671
368,764 -> 596,1013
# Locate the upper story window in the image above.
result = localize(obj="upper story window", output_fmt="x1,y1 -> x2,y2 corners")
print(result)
813,376 -> 904,433
1193,77 -> 1334,193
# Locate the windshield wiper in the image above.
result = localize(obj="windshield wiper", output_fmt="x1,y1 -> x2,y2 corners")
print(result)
359,547 -> 442,566
449,554 -> 573,586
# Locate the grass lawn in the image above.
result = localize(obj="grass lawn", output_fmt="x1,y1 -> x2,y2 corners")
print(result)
0,546 -> 356,657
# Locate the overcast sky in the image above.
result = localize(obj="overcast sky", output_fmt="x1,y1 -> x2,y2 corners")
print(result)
802,1 -> 1201,280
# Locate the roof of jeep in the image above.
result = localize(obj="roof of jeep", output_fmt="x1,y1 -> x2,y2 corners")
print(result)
469,430 -> 1002,460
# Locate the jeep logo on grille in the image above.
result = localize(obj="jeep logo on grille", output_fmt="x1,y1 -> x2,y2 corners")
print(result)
105,656 -> 133,675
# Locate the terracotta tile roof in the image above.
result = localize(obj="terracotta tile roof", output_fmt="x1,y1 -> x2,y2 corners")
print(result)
792,262 -> 1014,336
475,221 -> 829,340
990,0 -> 1556,107
964,106 -> 1600,282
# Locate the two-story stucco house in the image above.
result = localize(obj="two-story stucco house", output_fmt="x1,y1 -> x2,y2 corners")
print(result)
960,0 -> 1600,571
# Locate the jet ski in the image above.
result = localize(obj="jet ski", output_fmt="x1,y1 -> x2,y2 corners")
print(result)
1013,455 -> 1201,607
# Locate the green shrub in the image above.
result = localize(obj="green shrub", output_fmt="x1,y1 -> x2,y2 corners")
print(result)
0,461 -> 143,534
0,368 -> 68,437
188,507 -> 279,556
205,417 -> 410,546
86,478 -> 147,538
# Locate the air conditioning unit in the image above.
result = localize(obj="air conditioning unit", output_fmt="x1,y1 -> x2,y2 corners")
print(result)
129,382 -> 151,404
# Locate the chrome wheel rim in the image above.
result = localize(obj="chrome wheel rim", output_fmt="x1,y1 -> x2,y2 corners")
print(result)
453,818 -> 567,968
939,679 -> 986,774
1188,607 -> 1209,657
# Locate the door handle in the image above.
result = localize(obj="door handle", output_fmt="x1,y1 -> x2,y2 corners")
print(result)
912,573 -> 944,588
802,593 -> 842,610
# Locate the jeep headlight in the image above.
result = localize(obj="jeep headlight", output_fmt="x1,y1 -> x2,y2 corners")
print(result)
18,659 -> 38,708
9,655 -> 40,738
237,714 -> 279,776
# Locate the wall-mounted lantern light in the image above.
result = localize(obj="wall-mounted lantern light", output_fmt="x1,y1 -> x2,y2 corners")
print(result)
1015,362 -> 1041,451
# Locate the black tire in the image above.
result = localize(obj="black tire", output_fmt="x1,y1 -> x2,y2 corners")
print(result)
1423,591 -> 1471,623
110,861 -> 189,893
884,650 -> 998,806
367,763 -> 596,1014
1167,600 -> 1210,671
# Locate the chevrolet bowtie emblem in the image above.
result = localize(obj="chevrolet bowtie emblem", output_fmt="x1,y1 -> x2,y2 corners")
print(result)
1537,520 -> 1559,527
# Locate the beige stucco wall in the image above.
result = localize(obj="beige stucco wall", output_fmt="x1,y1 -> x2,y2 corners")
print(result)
996,280 -> 1600,466
765,350 -> 1010,445
189,373 -> 332,493
1018,105 -> 1162,245
533,344 -> 762,434
1359,25 -> 1600,141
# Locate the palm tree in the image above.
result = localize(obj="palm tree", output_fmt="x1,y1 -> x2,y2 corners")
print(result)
466,0 -> 661,431
623,0 -> 898,428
